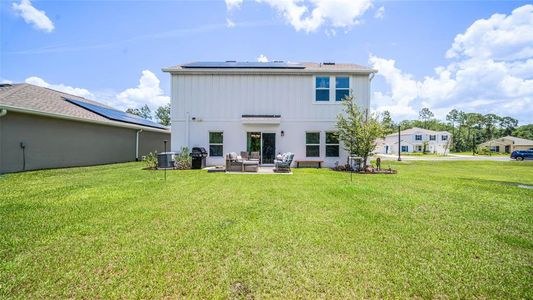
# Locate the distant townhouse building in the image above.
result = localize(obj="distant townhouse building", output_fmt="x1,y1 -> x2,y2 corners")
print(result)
375,127 -> 452,154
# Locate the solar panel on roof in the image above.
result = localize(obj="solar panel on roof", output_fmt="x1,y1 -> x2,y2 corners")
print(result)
181,61 -> 305,69
64,98 -> 167,130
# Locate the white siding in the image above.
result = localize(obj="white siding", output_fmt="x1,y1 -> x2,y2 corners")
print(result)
171,73 -> 371,167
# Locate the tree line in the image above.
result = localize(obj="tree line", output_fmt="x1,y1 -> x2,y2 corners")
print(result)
380,108 -> 533,152
125,103 -> 170,126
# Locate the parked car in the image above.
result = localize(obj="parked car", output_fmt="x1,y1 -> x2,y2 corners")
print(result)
510,150 -> 533,161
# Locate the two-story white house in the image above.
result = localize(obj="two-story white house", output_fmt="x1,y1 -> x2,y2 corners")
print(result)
162,61 -> 377,168
375,127 -> 452,155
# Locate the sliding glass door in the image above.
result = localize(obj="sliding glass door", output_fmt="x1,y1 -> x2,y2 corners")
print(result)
246,132 -> 276,164
261,133 -> 276,164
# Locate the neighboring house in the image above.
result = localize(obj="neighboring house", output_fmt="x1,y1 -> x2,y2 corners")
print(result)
478,136 -> 533,153
162,61 -> 377,168
375,127 -> 452,154
0,83 -> 170,173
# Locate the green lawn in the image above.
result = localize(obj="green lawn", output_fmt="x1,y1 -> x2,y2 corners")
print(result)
1,161 -> 532,299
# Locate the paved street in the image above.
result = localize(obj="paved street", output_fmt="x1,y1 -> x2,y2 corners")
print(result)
375,153 -> 520,161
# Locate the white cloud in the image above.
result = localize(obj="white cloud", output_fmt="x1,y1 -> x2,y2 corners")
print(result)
115,70 -> 170,111
25,76 -> 94,98
12,0 -> 54,33
370,4 -> 533,123
374,6 -> 385,19
24,70 -> 170,112
446,4 -> 533,60
226,0 -> 243,10
231,0 -> 373,33
226,18 -> 236,28
369,56 -> 419,119
257,54 -> 269,62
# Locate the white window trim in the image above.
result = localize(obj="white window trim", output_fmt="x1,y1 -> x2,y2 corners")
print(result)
441,135 -> 448,141
325,131 -> 339,157
314,76 -> 330,102
208,131 -> 224,157
415,134 -> 423,141
429,135 -> 436,141
306,131 -> 321,157
335,76 -> 350,102
313,75 -> 351,104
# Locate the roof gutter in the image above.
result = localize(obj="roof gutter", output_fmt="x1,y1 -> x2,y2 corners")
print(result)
0,104 -> 170,134
162,67 -> 378,75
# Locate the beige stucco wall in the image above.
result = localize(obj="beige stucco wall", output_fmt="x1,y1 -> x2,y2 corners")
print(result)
514,145 -> 533,151
0,112 -> 170,173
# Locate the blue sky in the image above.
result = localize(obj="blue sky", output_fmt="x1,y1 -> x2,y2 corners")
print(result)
1,0 -> 532,123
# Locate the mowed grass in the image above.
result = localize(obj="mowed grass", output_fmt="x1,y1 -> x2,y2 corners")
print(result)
1,161 -> 532,299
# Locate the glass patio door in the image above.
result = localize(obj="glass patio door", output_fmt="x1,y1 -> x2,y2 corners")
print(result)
261,133 -> 276,164
246,132 -> 276,164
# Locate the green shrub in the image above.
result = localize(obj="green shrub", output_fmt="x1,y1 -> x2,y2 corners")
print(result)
144,152 -> 158,169
174,147 -> 192,170
478,146 -> 491,155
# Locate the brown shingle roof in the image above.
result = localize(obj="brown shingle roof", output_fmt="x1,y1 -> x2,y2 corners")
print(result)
164,61 -> 376,73
0,83 -> 111,122
0,83 -> 169,132
300,62 -> 374,71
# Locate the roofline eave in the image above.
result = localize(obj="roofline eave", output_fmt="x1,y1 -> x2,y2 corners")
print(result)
0,104 -> 170,133
161,67 -> 378,75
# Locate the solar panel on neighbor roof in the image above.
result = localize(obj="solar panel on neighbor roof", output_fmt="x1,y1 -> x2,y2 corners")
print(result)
181,61 -> 305,69
64,98 -> 167,130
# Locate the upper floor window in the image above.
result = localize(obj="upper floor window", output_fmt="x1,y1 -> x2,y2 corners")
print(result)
325,132 -> 339,157
306,132 -> 320,157
415,135 -> 422,141
335,77 -> 350,101
429,135 -> 436,141
441,135 -> 448,141
209,132 -> 223,157
315,77 -> 330,101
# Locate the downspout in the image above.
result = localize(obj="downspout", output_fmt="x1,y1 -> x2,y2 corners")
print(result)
136,129 -> 143,161
185,112 -> 190,149
368,73 -> 375,117
0,109 -> 5,173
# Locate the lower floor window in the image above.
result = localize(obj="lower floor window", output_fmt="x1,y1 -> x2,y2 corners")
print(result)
209,132 -> 223,157
490,146 -> 500,152
306,132 -> 320,157
325,132 -> 339,157
401,145 -> 408,152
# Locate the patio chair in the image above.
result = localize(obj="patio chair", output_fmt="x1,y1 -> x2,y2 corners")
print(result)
274,152 -> 294,173
225,152 -> 243,172
240,151 -> 249,160
226,152 -> 259,172
250,151 -> 260,161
